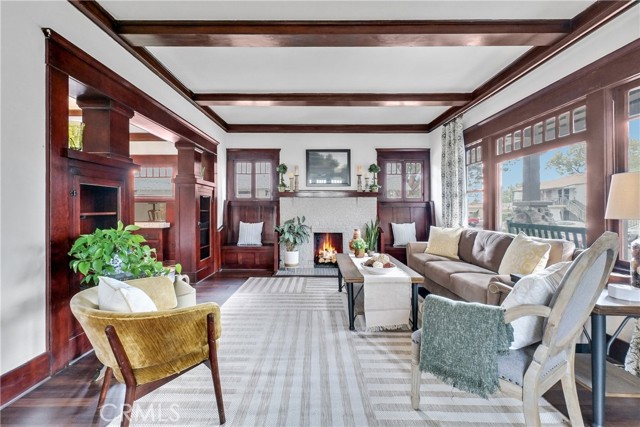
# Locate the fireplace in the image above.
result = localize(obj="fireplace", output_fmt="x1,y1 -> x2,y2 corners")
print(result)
314,232 -> 343,267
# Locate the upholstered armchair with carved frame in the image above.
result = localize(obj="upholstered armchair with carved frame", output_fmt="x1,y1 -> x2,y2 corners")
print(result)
411,232 -> 618,427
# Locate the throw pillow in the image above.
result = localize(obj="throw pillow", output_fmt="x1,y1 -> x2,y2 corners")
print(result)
237,221 -> 263,246
391,222 -> 417,247
98,276 -> 158,313
425,226 -> 463,259
498,232 -> 551,275
501,262 -> 572,349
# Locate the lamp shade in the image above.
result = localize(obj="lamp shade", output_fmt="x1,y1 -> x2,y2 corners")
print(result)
604,172 -> 640,220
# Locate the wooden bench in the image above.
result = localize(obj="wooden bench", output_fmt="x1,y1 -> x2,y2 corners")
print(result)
378,201 -> 437,264
506,220 -> 587,249
221,200 -> 279,272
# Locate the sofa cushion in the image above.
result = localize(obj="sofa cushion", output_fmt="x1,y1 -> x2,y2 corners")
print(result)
407,252 -> 452,272
425,226 -> 463,259
449,272 -> 499,303
459,229 -> 514,272
425,260 -> 495,289
530,237 -> 576,266
498,233 -> 551,275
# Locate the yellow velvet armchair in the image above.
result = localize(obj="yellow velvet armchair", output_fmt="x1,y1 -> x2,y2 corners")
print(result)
70,277 -> 225,427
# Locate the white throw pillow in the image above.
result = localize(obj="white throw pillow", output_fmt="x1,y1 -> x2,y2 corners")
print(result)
237,221 -> 263,246
425,226 -> 463,259
98,276 -> 158,313
391,222 -> 417,247
498,232 -> 551,275
501,262 -> 571,349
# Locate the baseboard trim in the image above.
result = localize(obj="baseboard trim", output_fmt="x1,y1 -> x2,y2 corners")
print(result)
0,352 -> 50,407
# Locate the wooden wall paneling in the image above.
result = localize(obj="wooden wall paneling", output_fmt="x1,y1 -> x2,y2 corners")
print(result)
44,30 -> 219,154
174,143 -> 198,282
585,89 -> 614,246
0,353 -> 50,406
48,66 -> 72,375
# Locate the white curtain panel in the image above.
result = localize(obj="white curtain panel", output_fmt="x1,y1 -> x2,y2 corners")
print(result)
441,116 -> 467,228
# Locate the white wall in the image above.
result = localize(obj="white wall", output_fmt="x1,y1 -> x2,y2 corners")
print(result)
0,0 -> 226,375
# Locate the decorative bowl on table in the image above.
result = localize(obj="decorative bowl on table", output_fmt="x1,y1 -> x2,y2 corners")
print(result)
361,253 -> 397,275
362,263 -> 397,275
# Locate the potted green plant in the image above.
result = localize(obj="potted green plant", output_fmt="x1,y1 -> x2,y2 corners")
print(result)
352,238 -> 367,258
276,163 -> 288,192
363,218 -> 381,256
274,216 -> 311,267
368,163 -> 381,192
68,221 -> 175,287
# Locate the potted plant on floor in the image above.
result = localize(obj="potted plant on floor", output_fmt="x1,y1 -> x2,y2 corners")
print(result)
363,218 -> 381,256
68,221 -> 178,287
274,216 -> 311,267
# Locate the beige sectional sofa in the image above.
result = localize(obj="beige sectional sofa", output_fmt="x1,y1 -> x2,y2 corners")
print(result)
406,228 -> 577,305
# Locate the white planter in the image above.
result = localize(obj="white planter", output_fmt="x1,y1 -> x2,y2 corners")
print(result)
284,250 -> 299,267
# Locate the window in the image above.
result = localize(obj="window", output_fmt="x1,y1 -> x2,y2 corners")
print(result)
466,144 -> 484,229
498,142 -> 587,247
377,150 -> 429,202
621,86 -> 640,259
227,150 -> 279,201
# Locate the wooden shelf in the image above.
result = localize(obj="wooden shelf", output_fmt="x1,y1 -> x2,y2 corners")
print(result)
575,354 -> 640,397
279,190 -> 378,198
64,148 -> 137,170
80,212 -> 117,217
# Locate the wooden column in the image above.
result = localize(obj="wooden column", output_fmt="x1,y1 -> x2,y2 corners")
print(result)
174,142 -> 199,282
76,97 -> 133,159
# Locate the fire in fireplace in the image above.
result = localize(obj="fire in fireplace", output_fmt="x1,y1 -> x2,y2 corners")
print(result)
314,232 -> 343,267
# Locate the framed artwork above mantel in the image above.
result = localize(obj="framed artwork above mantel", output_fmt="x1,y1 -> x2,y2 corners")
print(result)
306,149 -> 351,187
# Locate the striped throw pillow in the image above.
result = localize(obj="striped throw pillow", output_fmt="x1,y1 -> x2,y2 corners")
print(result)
238,221 -> 263,246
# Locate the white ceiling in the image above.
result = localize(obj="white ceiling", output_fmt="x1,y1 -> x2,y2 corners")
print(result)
95,0 -> 599,128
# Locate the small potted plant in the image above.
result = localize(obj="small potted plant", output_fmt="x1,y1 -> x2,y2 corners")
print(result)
368,163 -> 381,192
276,163 -> 288,192
363,218 -> 381,256
274,216 -> 311,267
352,238 -> 367,258
68,221 -> 174,287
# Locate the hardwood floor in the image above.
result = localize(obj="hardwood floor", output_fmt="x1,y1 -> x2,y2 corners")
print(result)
1,274 -> 638,426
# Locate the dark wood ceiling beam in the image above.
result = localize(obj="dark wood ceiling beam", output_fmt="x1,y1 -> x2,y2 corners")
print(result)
194,93 -> 472,107
118,20 -> 569,47
68,0 -> 228,132
427,0 -> 637,131
226,124 -> 429,133
129,132 -> 164,141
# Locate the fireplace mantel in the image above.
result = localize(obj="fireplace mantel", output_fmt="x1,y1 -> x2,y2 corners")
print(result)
279,190 -> 378,198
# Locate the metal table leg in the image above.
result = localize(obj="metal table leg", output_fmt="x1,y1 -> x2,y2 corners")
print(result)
347,282 -> 355,331
411,283 -> 419,331
338,269 -> 343,292
591,313 -> 606,427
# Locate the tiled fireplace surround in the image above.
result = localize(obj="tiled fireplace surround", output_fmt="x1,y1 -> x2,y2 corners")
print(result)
279,197 -> 377,268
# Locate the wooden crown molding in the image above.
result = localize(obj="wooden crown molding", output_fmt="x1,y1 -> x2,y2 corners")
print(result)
117,20 -> 569,47
427,0 -> 637,131
194,93 -> 472,107
226,124 -> 430,134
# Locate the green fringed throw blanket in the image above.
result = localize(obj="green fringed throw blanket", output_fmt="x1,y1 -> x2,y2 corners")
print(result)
419,295 -> 514,398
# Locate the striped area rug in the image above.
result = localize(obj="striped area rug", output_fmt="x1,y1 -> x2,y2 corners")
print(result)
110,277 -> 569,426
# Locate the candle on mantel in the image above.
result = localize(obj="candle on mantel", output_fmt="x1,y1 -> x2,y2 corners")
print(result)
289,172 -> 294,178
294,166 -> 299,175
357,165 -> 363,175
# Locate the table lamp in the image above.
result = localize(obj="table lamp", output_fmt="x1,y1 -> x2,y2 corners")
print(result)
605,171 -> 640,299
